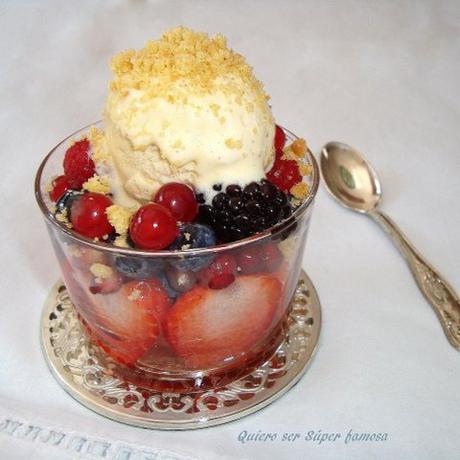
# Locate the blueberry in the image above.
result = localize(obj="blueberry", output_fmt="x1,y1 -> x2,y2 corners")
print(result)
173,256 -> 212,272
114,256 -> 164,280
55,189 -> 82,215
169,223 -> 217,250
166,267 -> 196,293
157,272 -> 180,299
168,223 -> 216,271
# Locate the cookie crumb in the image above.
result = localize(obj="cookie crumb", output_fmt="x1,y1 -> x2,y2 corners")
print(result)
299,163 -> 313,176
83,175 -> 111,194
55,208 -> 72,228
90,263 -> 113,279
68,245 -> 83,258
128,289 -> 141,301
290,182 -> 310,199
106,205 -> 133,235
225,138 -> 243,149
113,235 -> 130,248
291,138 -> 307,157
88,126 -> 110,164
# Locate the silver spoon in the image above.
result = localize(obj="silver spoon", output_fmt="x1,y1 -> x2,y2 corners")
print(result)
320,141 -> 460,350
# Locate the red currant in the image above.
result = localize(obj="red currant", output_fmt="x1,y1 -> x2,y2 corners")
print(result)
89,272 -> 123,294
63,139 -> 95,188
129,203 -> 178,250
154,182 -> 198,223
260,243 -> 283,272
237,246 -> 262,275
49,175 -> 73,202
200,254 -> 238,287
209,273 -> 235,290
70,193 -> 114,239
266,157 -> 301,192
274,125 -> 286,151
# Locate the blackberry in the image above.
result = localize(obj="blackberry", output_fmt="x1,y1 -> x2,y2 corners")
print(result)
226,184 -> 242,196
196,193 -> 206,204
196,180 -> 293,243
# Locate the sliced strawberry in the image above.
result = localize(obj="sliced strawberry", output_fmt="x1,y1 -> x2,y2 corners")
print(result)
165,275 -> 281,368
89,279 -> 171,365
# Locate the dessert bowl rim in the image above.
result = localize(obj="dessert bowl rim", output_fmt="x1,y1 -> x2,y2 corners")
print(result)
35,121 -> 319,257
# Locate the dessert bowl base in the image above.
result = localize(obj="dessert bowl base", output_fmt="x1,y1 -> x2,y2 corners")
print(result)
40,270 -> 321,430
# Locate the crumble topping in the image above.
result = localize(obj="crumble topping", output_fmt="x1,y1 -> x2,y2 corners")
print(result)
55,208 -> 72,228
291,138 -> 307,157
290,182 -> 310,200
89,263 -> 113,279
67,245 -> 83,258
299,163 -> 313,176
113,235 -> 130,248
106,205 -> 133,235
224,138 -> 243,149
88,126 -> 110,164
128,289 -> 141,301
82,175 -> 111,194
109,27 -> 270,112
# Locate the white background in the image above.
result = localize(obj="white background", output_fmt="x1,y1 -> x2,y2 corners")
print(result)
1,1 -> 460,459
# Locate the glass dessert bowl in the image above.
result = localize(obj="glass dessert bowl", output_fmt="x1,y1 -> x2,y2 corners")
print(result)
35,123 -> 319,393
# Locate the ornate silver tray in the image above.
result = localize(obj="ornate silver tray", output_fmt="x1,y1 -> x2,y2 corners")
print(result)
41,270 -> 321,430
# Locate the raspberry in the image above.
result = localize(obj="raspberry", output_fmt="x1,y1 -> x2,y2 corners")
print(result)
266,157 -> 301,192
274,125 -> 286,150
63,139 -> 95,189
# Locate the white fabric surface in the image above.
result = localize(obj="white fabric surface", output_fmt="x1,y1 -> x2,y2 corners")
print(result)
1,1 -> 460,458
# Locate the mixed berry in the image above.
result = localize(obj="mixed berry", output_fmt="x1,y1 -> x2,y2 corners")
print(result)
197,180 -> 292,242
49,125 -> 312,372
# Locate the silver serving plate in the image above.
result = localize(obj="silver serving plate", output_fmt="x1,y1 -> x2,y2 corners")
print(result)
41,270 -> 321,430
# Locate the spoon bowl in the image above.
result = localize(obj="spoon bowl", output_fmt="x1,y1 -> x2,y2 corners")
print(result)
320,141 -> 381,213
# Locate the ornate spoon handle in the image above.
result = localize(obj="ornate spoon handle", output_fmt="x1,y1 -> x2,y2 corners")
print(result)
368,209 -> 460,350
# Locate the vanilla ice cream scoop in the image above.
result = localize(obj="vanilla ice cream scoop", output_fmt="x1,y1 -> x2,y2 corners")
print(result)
103,27 -> 275,208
